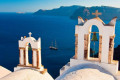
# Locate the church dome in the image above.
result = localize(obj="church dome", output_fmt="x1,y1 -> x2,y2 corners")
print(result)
0,69 -> 54,80
56,63 -> 116,80
61,69 -> 115,80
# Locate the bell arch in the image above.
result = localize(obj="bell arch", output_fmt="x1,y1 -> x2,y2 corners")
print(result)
28,43 -> 32,64
18,33 -> 42,69
75,19 -> 105,62
90,25 -> 99,58
83,19 -> 104,35
15,32 -> 47,74
61,14 -> 120,80
84,23 -> 102,62
75,17 -> 116,63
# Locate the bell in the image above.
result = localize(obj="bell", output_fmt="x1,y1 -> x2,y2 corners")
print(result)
91,32 -> 98,57
28,44 -> 32,51
28,46 -> 32,51
91,32 -> 98,41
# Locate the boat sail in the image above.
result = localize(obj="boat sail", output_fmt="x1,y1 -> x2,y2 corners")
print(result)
49,40 -> 58,50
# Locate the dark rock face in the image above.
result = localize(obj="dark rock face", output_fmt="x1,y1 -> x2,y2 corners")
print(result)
34,5 -> 120,20
34,5 -> 81,16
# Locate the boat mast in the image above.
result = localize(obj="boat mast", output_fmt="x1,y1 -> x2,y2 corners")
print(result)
55,40 -> 57,48
51,41 -> 53,47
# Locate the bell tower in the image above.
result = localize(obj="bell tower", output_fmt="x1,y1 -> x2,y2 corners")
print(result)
60,10 -> 120,80
14,32 -> 47,74
74,10 -> 116,64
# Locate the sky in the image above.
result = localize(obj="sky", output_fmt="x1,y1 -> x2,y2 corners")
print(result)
0,0 -> 120,12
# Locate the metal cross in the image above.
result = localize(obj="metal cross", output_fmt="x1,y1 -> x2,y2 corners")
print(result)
28,32 -> 32,37
92,10 -> 102,17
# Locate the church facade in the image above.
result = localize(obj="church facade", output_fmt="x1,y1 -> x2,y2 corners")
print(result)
58,10 -> 120,80
14,32 -> 47,74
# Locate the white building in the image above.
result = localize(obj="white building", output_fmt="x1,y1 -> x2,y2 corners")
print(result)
57,10 -> 120,80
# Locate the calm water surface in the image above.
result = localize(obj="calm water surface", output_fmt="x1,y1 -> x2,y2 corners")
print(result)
0,13 -> 120,78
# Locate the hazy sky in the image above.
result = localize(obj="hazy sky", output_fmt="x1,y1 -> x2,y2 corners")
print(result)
0,0 -> 120,12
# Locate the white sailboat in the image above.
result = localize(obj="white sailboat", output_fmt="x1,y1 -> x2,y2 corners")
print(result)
49,40 -> 58,50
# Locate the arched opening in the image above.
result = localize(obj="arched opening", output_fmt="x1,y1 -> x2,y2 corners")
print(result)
28,43 -> 32,64
89,25 -> 99,58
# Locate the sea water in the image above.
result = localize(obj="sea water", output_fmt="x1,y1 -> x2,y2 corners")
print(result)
0,13 -> 120,78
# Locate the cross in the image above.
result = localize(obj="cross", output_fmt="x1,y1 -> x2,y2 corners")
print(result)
92,10 -> 102,17
28,32 -> 32,37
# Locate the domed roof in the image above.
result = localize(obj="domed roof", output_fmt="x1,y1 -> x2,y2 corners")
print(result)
62,69 -> 115,80
0,66 -> 11,78
56,63 -> 116,80
0,69 -> 54,80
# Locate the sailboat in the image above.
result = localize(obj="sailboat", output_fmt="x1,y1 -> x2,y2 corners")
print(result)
49,40 -> 58,50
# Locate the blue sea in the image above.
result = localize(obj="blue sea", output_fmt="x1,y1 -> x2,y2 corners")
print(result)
0,13 -> 120,78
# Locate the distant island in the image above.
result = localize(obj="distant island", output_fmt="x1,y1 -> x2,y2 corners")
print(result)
34,5 -> 120,20
16,12 -> 25,14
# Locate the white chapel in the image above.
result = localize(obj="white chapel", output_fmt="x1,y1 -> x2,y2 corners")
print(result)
0,32 -> 54,80
56,10 -> 120,80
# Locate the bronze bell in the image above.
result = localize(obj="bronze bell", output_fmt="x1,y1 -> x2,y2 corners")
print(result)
28,44 -> 32,51
91,32 -> 98,42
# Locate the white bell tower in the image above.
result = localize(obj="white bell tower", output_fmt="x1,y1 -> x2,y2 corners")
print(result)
60,10 -> 120,80
14,32 -> 47,74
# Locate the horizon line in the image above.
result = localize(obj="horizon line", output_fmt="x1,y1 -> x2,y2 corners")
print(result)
0,5 -> 120,13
